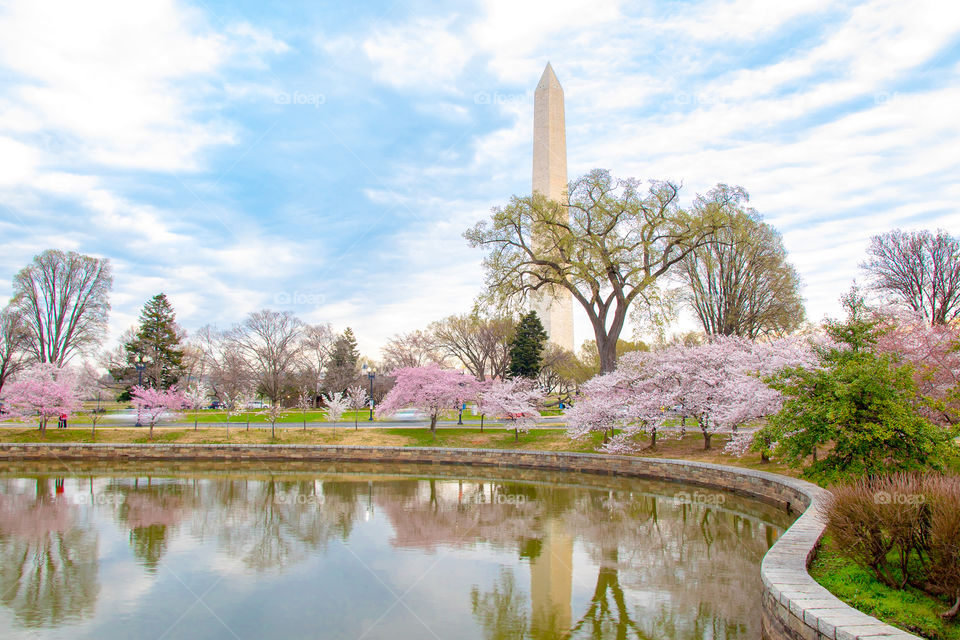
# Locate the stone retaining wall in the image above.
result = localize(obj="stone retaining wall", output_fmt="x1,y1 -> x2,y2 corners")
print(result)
0,443 -> 919,639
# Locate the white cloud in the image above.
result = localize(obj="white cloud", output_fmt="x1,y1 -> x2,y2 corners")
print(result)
362,18 -> 470,91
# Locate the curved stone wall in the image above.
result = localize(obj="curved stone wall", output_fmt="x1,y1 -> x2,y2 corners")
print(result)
0,443 -> 919,639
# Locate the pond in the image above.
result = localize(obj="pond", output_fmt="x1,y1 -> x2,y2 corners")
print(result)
0,462 -> 796,639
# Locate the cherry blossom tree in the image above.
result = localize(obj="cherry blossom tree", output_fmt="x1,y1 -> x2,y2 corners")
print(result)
183,383 -> 208,431
567,335 -> 816,453
324,391 -> 348,436
1,363 -> 81,435
875,311 -> 960,426
477,378 -> 543,441
130,386 -> 186,440
377,365 -> 482,439
345,385 -> 368,430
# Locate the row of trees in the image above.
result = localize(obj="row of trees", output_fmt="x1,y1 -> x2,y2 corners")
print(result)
565,286 -> 959,482
467,168 -> 960,375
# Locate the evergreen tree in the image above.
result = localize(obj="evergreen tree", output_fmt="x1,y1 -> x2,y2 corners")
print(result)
123,293 -> 185,391
323,327 -> 360,392
508,312 -> 547,379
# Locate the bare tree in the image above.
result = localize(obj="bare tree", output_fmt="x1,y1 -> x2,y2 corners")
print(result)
466,169 -> 724,372
862,229 -> 960,325
537,344 -> 578,397
229,310 -> 303,437
297,323 -> 336,405
429,313 -> 514,381
0,306 -> 27,395
10,249 -> 113,365
380,330 -> 444,371
681,192 -> 805,338
200,327 -> 254,423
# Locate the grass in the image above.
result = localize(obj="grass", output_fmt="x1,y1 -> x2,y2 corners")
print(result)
0,426 -> 800,474
810,537 -> 960,640
40,406 -> 509,425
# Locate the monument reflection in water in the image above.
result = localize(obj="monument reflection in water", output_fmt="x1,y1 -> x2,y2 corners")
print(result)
0,465 -> 794,639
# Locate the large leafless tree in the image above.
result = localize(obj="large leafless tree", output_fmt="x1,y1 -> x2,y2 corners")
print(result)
862,229 -> 960,325
380,330 -> 444,371
429,313 -> 513,381
295,323 -> 336,406
466,169 -> 725,372
0,306 -> 27,395
229,310 -> 303,434
681,189 -> 804,338
11,249 -> 113,365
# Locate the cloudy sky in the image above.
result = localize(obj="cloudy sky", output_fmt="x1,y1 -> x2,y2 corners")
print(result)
0,0 -> 957,357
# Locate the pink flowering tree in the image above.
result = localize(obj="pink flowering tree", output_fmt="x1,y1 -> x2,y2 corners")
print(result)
131,386 -> 186,439
1,363 -> 81,436
567,336 -> 816,454
564,370 -> 636,444
875,311 -> 960,427
477,378 -> 544,442
377,365 -> 481,440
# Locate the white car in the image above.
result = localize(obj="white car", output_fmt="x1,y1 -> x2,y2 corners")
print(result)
390,408 -> 428,422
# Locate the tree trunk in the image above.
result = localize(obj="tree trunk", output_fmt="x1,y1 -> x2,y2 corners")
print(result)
430,415 -> 437,441
942,595 -> 959,620
597,333 -> 619,374
703,432 -> 711,450
303,417 -> 306,431
149,422 -> 154,440
649,429 -> 657,449
355,414 -> 358,431
194,418 -> 198,431
761,451 -> 770,463
480,414 -> 484,433
271,421 -> 276,439
514,427 -> 519,442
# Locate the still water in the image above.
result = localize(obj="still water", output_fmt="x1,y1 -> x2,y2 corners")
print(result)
0,462 -> 795,639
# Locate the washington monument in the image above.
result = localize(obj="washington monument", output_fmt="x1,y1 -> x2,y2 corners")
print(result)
531,62 -> 575,352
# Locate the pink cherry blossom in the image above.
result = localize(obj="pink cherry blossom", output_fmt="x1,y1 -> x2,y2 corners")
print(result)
477,377 -> 543,440
567,335 -> 816,454
377,365 -> 481,437
1,363 -> 81,435
131,386 -> 186,439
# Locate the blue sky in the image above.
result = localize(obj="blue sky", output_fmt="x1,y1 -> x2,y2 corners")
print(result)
0,0 -> 958,357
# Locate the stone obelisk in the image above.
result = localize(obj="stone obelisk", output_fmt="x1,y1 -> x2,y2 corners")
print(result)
532,62 -> 575,352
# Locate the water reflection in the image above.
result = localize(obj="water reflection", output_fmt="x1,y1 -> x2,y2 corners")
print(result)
0,465 -> 793,639
0,477 -> 99,628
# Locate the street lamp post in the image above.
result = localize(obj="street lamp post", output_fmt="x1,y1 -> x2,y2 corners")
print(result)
367,368 -> 376,421
134,356 -> 145,427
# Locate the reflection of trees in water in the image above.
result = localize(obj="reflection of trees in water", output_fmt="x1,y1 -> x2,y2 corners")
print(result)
107,479 -> 190,571
471,568 -> 529,640
379,479 -> 568,552
563,491 -> 780,639
0,477 -> 99,628
188,478 -> 362,572
390,482 -> 785,640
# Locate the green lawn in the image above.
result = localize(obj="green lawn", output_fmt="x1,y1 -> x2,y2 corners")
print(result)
48,406 -> 516,425
810,537 -> 960,640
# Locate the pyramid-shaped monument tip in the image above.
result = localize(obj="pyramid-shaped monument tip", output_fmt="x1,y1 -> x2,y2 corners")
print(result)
537,62 -> 562,91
